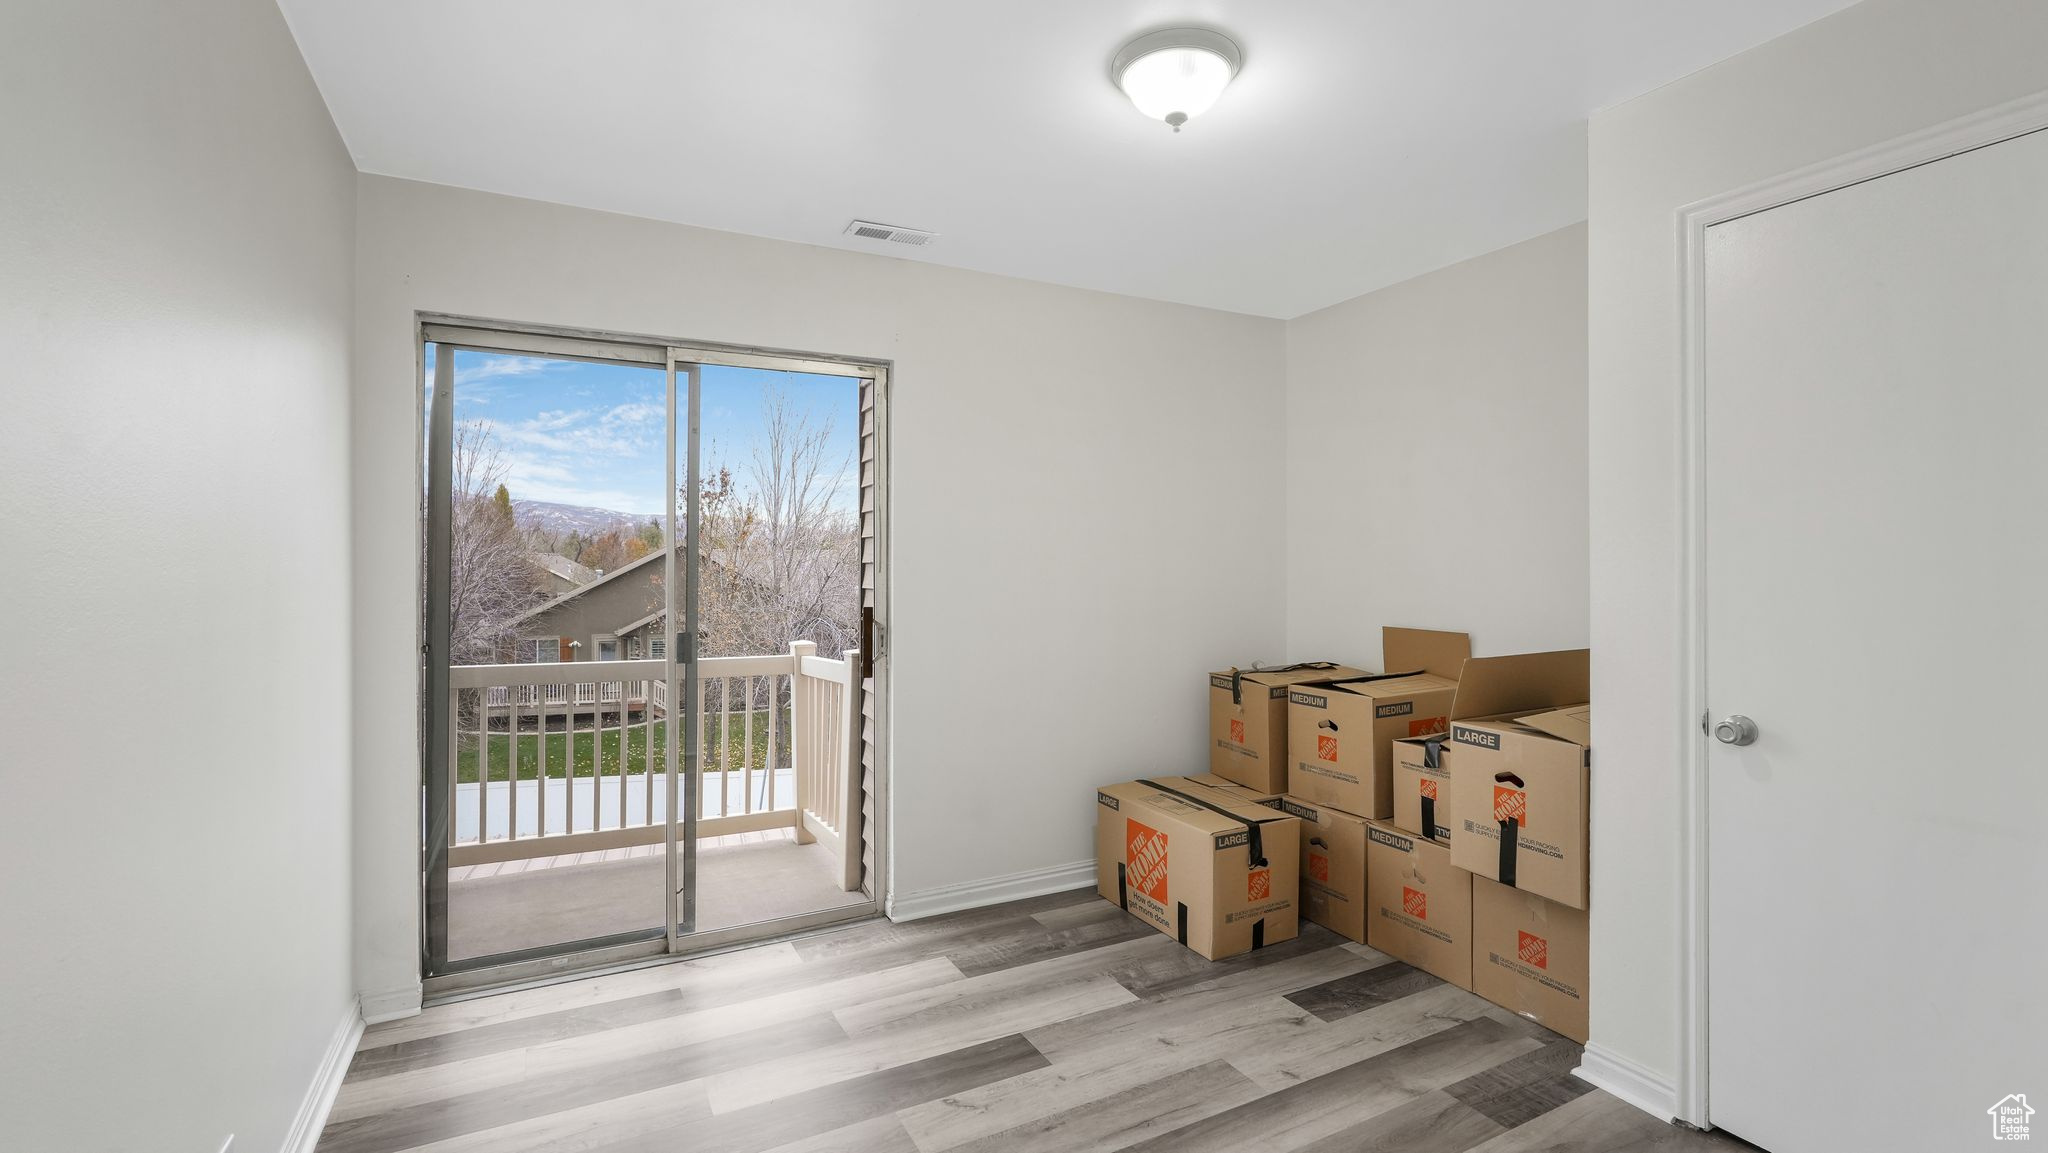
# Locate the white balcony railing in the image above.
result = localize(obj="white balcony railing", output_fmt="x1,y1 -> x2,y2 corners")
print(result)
445,643 -> 862,892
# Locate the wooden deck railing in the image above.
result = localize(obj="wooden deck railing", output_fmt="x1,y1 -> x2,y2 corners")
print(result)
444,643 -> 861,891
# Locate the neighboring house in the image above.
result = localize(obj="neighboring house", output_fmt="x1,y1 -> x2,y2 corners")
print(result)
508,546 -> 670,663
529,551 -> 598,597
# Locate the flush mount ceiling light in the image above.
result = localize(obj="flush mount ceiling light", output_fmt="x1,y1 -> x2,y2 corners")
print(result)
1111,27 -> 1242,132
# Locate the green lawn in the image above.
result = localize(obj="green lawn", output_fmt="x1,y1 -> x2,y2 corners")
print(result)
456,710 -> 783,784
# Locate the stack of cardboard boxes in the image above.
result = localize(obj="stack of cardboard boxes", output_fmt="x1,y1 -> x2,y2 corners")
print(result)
1091,631 -> 1596,1044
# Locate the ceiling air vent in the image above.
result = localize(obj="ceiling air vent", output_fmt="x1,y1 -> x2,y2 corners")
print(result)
844,220 -> 937,247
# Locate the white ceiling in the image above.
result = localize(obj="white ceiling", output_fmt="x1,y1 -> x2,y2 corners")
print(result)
280,0 -> 1858,318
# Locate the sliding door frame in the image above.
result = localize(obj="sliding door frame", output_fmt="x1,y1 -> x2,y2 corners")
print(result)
416,314 -> 891,999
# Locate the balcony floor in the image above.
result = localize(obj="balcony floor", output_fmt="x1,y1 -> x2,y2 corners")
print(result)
446,827 -> 868,963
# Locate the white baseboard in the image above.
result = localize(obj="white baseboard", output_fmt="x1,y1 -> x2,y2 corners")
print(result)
886,859 -> 1096,922
359,983 -> 423,1025
281,1000 -> 364,1153
1575,1042 -> 1680,1123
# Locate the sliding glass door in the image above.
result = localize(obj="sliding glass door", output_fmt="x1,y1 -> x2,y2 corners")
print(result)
420,322 -> 883,989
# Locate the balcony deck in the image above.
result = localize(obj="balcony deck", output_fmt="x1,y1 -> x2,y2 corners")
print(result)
441,646 -> 869,964
446,827 -> 869,963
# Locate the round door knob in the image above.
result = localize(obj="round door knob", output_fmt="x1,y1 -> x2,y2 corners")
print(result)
1713,715 -> 1759,746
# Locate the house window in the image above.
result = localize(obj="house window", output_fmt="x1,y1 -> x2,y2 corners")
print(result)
649,637 -> 666,660
595,634 -> 620,661
628,637 -> 641,659
522,637 -> 558,663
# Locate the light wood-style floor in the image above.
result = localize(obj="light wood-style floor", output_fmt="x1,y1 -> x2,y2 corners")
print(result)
320,888 -> 1758,1153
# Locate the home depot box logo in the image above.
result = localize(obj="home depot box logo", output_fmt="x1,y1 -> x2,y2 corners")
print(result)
1402,885 -> 1428,919
1517,929 -> 1548,969
1126,819 -> 1169,903
1408,716 -> 1448,738
1316,733 -> 1339,761
1307,846 -> 1330,884
1419,778 -> 1439,801
1229,718 -> 1246,744
1248,866 -> 1272,901
1493,786 -> 1527,826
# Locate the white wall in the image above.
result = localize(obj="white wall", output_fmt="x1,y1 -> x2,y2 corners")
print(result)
350,176 -> 1287,1002
0,1 -> 358,1150
1588,0 -> 2048,1114
1285,223 -> 1589,664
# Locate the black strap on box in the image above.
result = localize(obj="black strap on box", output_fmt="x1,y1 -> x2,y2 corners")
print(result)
1176,902 -> 1189,945
1420,736 -> 1447,839
1251,919 -> 1266,950
1228,661 -> 1339,705
1498,818 -> 1519,887
1136,778 -> 1282,866
1116,862 -> 1128,910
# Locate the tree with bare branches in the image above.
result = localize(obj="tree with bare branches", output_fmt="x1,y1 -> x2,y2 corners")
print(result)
695,386 -> 860,659
449,422 -> 544,665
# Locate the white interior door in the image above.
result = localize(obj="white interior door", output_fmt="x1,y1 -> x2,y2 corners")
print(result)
1705,128 -> 2048,1151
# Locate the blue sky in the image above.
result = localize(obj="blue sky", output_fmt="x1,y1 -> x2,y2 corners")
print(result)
425,347 -> 859,518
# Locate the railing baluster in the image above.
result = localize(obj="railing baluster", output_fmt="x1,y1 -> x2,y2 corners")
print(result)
448,684 -> 460,851
565,680 -> 577,837
476,689 -> 487,845
507,691 -> 518,843
744,676 -> 755,816
766,674 -> 779,811
696,672 -> 709,819
537,691 -> 549,840
644,678 -> 654,825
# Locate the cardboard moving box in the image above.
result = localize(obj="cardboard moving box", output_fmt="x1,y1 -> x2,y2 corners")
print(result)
1286,628 -> 1470,819
1391,734 -> 1454,843
1096,777 -> 1301,960
1209,661 -> 1365,792
1470,875 -> 1589,1042
1364,819 -> 1472,988
1278,796 -> 1369,943
1443,649 -> 1592,909
1154,772 -> 1279,805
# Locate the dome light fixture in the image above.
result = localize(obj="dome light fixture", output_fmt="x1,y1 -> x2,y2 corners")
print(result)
1111,28 -> 1242,133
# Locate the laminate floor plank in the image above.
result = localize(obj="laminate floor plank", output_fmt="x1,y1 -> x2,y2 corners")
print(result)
360,942 -> 805,1050
1283,960 -> 1444,1022
331,956 -> 959,1123
318,891 -> 1729,1153
834,935 -> 1173,1036
709,974 -> 1136,1113
1286,1088 -> 1508,1153
318,1014 -> 841,1153
378,1080 -> 711,1153
594,1034 -> 1050,1153
1028,898 -> 1130,931
1461,1088 -> 1759,1153
1441,1037 -> 1595,1129
1121,1017 -> 1543,1153
758,1114 -> 923,1153
941,910 -> 1161,978
1231,981 -> 1534,1092
899,948 -> 1374,1151
1110,921 -> 1363,999
939,1058 -> 1264,1153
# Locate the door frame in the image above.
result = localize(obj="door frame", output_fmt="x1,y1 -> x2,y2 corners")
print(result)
414,313 -> 893,996
1672,89 -> 2048,1129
